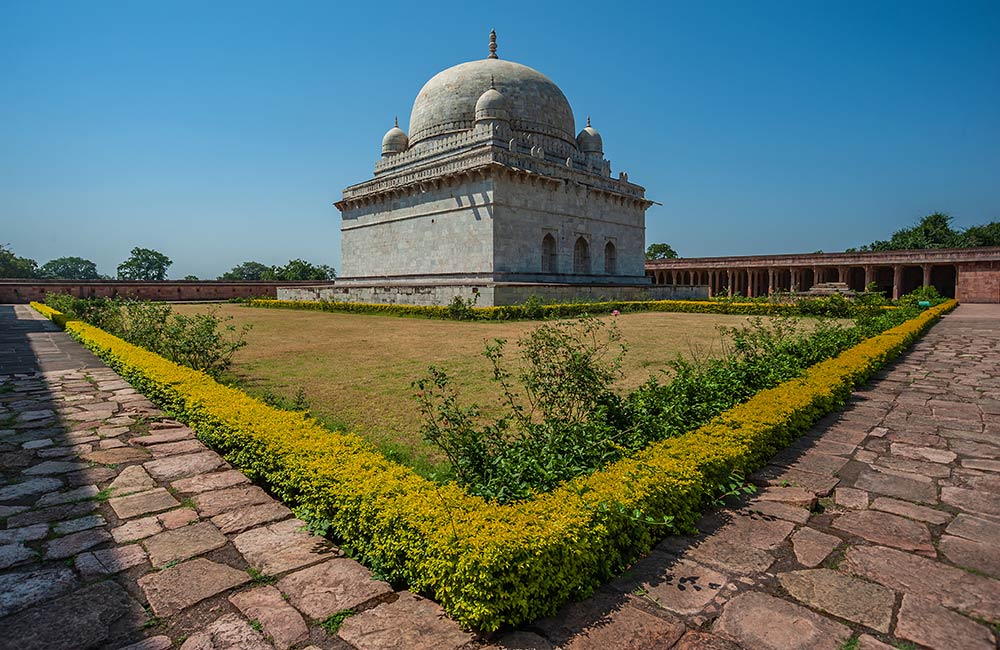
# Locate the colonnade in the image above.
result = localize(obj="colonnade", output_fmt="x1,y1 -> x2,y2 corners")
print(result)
647,263 -> 958,300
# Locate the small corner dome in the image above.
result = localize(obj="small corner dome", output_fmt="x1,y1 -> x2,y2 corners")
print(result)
475,87 -> 508,121
381,122 -> 408,156
577,118 -> 603,155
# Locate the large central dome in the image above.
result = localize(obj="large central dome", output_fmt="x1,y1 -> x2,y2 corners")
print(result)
408,56 -> 576,148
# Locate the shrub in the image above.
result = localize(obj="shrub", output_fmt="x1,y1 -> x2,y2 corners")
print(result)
414,307 -> 920,503
898,285 -> 946,308
43,294 -> 249,377
414,318 -> 628,502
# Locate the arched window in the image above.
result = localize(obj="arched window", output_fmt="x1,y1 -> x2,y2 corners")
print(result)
604,241 -> 617,274
573,237 -> 590,274
541,234 -> 557,273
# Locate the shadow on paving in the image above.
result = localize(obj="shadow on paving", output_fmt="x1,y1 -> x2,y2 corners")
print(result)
0,304 -> 151,649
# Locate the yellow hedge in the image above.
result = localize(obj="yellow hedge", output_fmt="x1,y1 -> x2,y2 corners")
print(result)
30,299 -> 956,629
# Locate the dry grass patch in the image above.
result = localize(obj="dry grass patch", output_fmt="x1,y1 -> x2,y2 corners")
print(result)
173,304 -> 812,470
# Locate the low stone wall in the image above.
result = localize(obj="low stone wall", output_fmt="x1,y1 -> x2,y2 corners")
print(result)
0,281 -> 322,304
958,261 -> 1000,303
276,282 -> 708,306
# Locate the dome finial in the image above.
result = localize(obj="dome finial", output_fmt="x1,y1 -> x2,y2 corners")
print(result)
587,115 -> 591,127
488,29 -> 498,59
394,115 -> 399,128
490,75 -> 496,90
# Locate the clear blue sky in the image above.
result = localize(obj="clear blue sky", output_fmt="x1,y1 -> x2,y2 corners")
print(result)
2,1 -> 998,279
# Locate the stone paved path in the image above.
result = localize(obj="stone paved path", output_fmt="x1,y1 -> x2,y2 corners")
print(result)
0,305 -> 474,650
2,303 -> 999,649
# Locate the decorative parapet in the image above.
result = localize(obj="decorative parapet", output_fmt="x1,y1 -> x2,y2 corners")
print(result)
339,141 -> 649,211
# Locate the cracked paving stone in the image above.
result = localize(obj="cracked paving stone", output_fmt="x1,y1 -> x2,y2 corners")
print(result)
138,557 -> 249,617
177,612 -> 271,650
777,568 -> 894,633
108,487 -> 180,520
143,521 -> 227,568
229,585 -> 309,650
108,465 -> 158,495
143,451 -> 224,482
233,518 -> 337,575
790,527 -> 841,567
895,594 -> 996,650
212,500 -> 291,534
853,468 -> 937,504
939,534 -> 1000,578
869,496 -> 951,525
832,509 -> 936,556
713,590 -> 851,650
170,470 -> 250,494
75,544 -> 148,580
844,545 -> 1000,621
193,484 -> 271,518
339,592 -> 480,650
612,553 -> 729,617
941,486 -> 1000,518
946,513 -> 1000,543
276,558 -> 393,620
111,515 -> 163,543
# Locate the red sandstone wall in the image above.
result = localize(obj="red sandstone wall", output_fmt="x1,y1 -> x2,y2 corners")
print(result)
957,262 -> 1000,303
0,281 -> 328,304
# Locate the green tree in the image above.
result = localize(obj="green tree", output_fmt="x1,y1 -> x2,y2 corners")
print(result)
183,275 -> 199,280
861,213 -> 962,251
40,256 -> 101,279
645,243 -> 679,260
0,244 -> 39,278
264,259 -> 336,281
117,247 -> 172,280
219,261 -> 271,281
963,222 -> 1000,247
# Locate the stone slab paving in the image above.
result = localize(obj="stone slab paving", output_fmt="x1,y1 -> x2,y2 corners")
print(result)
3,302 -> 1000,650
0,304 -> 479,650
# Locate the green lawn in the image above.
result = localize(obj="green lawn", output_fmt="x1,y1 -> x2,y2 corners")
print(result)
173,304 -> 800,471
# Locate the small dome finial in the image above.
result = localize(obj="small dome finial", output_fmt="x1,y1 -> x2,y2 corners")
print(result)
488,29 -> 498,59
587,115 -> 591,127
394,115 -> 399,128
490,75 -> 496,90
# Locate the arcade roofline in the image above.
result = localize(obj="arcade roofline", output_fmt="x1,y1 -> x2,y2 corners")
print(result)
645,246 -> 1000,269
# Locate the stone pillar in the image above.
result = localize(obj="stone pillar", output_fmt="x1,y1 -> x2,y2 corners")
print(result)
922,264 -> 932,287
892,265 -> 903,300
838,266 -> 847,283
727,271 -> 733,296
864,265 -> 873,289
768,268 -> 775,294
708,270 -> 714,297
813,266 -> 822,286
